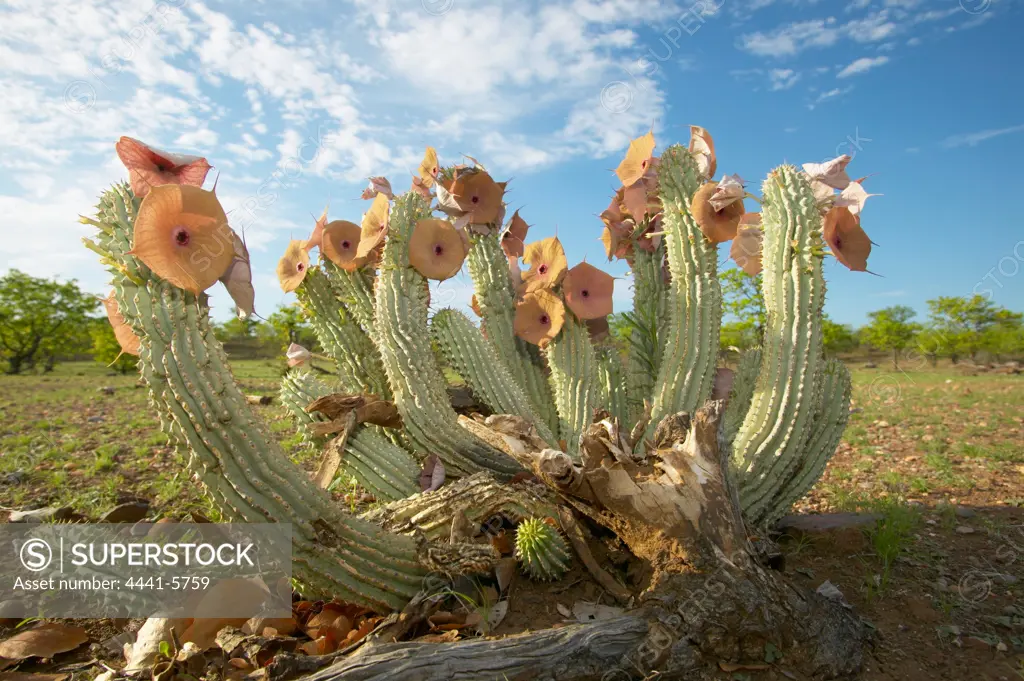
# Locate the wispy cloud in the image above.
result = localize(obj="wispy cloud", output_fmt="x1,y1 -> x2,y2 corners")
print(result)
769,68 -> 801,90
837,55 -> 890,78
808,86 -> 854,109
942,124 -> 1024,148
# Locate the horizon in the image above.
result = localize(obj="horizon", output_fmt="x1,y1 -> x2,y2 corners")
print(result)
2,0 -> 1022,327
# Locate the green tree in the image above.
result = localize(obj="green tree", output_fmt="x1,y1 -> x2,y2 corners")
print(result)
926,295 -> 1001,363
719,268 -> 765,345
981,309 -> 1024,360
861,306 -> 920,370
261,303 -> 315,351
91,319 -> 138,374
821,314 -> 858,355
216,307 -> 261,341
0,270 -> 99,374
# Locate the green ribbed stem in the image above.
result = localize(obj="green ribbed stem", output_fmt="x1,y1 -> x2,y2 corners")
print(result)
279,369 -> 419,502
374,194 -> 522,478
466,236 -> 559,433
596,347 -> 629,427
544,316 -> 598,458
722,349 -> 762,446
755,358 -> 851,527
730,166 -> 827,522
280,369 -> 332,446
88,184 -> 426,612
643,145 -> 721,446
322,260 -> 376,336
626,245 -> 667,424
297,268 -> 389,398
431,308 -> 558,446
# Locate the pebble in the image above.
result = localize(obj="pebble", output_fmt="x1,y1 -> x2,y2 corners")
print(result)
87,416 -> 104,423
97,387 -> 115,395
955,525 -> 976,535
955,506 -> 976,519
2,471 -> 26,485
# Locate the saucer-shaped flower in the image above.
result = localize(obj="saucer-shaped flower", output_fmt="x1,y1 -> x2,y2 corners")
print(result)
688,126 -> 716,179
220,232 -> 255,318
501,209 -> 530,258
321,220 -> 365,272
418,146 -> 439,188
600,223 -> 632,261
356,192 -> 389,259
360,176 -> 393,200
563,262 -> 614,320
115,136 -> 211,198
450,169 -> 504,224
408,218 -> 467,281
102,293 -> 140,357
730,213 -> 764,276
277,240 -> 310,292
130,184 -> 234,293
823,206 -> 871,272
305,205 -> 329,252
691,181 -> 745,244
615,131 -> 655,187
514,290 -> 565,348
803,155 -> 852,190
585,316 -> 610,343
522,237 -> 567,292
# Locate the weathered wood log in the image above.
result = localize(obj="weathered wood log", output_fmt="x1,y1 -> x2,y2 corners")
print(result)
310,402 -> 866,680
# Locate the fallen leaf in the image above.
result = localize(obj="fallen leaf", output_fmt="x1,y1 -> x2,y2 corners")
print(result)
0,623 -> 89,661
572,601 -> 624,623
0,673 -> 70,681
124,618 -> 191,673
556,603 -> 573,619
496,557 -> 518,593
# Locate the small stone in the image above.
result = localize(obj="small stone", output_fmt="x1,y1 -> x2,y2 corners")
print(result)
876,420 -> 890,428
997,641 -> 1009,652
100,501 -> 150,524
2,471 -> 26,485
87,416 -> 104,423
935,578 -> 950,593
8,506 -> 75,523
964,636 -> 993,651
956,525 -> 976,535
955,506 -> 977,519
922,434 -> 934,442
97,386 -> 115,395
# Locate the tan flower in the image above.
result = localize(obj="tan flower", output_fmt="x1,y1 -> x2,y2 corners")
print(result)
730,213 -> 764,276
321,220 -> 366,272
129,184 -> 234,293
418,146 -> 439,188
220,231 -> 255,318
691,181 -> 745,244
356,192 -> 390,259
102,293 -> 140,356
833,179 -> 879,216
470,294 -> 482,317
688,126 -> 716,179
277,240 -> 310,292
305,204 -> 329,252
823,206 -> 872,272
450,169 -> 504,224
562,262 -> 615,320
501,209 -> 530,258
585,316 -> 610,343
115,136 -> 211,198
615,131 -> 656,187
408,218 -> 468,281
361,176 -> 393,200
803,155 -> 852,190
521,237 -> 568,292
513,290 -> 566,348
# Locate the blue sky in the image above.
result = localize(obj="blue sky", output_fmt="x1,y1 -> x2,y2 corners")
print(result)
1,0 -> 1021,328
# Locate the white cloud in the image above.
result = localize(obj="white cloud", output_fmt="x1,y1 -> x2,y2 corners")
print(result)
942,124 -> 1024,148
769,68 -> 801,90
808,86 -> 853,109
739,19 -> 839,57
836,55 -> 890,78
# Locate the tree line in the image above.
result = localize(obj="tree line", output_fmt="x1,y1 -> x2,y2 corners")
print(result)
1,269 -> 1020,375
0,270 -> 317,375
